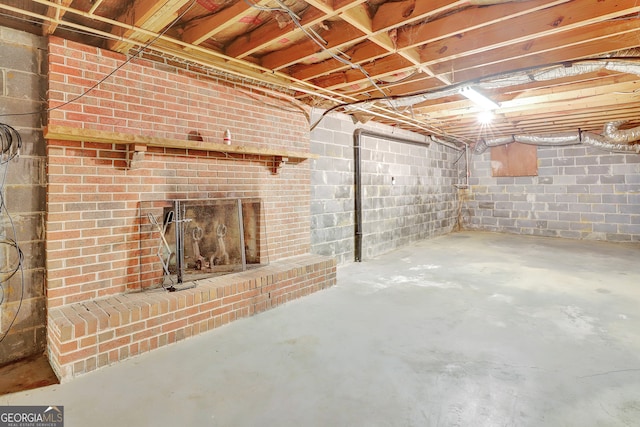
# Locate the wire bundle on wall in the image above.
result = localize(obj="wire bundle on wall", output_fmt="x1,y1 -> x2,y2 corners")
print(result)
0,122 -> 24,344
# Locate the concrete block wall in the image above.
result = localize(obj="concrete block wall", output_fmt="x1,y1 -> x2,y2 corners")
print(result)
0,27 -> 47,365
310,112 -> 465,264
464,145 -> 640,241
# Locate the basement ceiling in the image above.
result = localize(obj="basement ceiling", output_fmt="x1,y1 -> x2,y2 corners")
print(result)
3,0 -> 640,145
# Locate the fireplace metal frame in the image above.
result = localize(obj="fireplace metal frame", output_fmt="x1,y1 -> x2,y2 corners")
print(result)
140,197 -> 264,291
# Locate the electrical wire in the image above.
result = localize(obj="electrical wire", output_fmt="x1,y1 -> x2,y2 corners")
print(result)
0,123 -> 25,344
452,147 -> 466,165
242,0 -> 398,110
0,0 -> 199,119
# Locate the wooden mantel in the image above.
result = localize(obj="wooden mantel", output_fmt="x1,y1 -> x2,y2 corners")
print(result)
44,125 -> 318,160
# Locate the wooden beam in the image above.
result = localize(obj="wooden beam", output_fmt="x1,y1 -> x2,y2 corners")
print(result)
89,0 -> 105,15
290,40 -> 389,81
412,0 -> 640,63
292,0 -> 570,93
310,52 -> 417,91
372,0 -> 467,33
43,125 -> 318,160
109,0 -> 192,52
373,22 -> 640,98
42,0 -> 74,35
261,20 -> 366,70
395,0 -> 569,50
419,78 -> 640,120
182,0 -> 271,46
304,0 -> 640,96
431,21 -> 640,82
224,0 -> 369,59
225,6 -> 330,59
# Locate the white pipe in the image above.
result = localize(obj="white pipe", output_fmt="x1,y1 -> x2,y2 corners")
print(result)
429,135 -> 464,151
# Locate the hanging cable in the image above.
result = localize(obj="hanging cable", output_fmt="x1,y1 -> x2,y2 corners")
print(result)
0,123 -> 25,344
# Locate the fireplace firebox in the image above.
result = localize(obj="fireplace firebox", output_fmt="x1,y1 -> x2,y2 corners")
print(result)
139,198 -> 266,291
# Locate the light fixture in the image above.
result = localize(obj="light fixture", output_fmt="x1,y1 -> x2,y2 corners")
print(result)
460,86 -> 500,110
477,110 -> 494,125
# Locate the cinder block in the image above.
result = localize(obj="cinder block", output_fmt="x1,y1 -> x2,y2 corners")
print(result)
575,156 -> 598,166
599,155 -> 626,164
587,165 -> 611,175
605,214 -> 631,224
566,185 -> 589,194
614,184 -> 640,194
558,212 -> 580,222
593,223 -> 617,233
538,167 -> 560,176
537,177 -> 553,184
578,194 -> 601,204
600,175 -> 625,184
603,194 -> 628,204
553,157 -> 574,166
576,175 -> 598,185
591,203 -> 617,214
562,147 -> 587,157
580,213 -> 605,223
547,203 -> 569,211
606,233 -> 632,242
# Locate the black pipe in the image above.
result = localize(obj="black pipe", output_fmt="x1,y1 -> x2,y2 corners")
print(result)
353,129 -> 431,262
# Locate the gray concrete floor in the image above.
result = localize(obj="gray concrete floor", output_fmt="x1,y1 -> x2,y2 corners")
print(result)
2,231 -> 640,426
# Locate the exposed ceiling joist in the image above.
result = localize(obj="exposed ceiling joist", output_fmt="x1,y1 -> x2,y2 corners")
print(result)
109,0 -> 193,52
42,0 -> 74,35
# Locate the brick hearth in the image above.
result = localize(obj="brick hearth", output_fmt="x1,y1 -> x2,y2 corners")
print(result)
48,255 -> 335,382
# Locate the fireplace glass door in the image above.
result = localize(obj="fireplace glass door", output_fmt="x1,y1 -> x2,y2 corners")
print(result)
140,198 -> 265,290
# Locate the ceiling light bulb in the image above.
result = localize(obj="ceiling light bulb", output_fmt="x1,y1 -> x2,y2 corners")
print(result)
478,110 -> 494,124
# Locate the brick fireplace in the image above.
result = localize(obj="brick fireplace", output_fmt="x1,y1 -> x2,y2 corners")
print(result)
44,37 -> 335,381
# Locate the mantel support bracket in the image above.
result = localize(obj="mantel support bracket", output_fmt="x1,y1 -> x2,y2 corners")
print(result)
127,143 -> 148,169
272,156 -> 288,174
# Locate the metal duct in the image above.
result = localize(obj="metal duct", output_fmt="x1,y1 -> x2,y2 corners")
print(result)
349,59 -> 640,111
514,132 -> 581,146
339,58 -> 640,154
530,62 -> 605,81
581,132 -> 640,153
484,135 -> 515,147
482,61 -> 640,90
473,139 -> 488,154
474,128 -> 640,154
343,87 -> 461,112
473,136 -> 514,154
602,120 -> 640,144
602,61 -> 640,77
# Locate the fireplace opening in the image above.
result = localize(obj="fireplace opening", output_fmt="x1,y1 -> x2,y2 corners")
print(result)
139,198 -> 267,291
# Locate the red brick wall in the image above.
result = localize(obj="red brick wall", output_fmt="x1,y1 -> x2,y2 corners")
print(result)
46,37 -> 312,308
